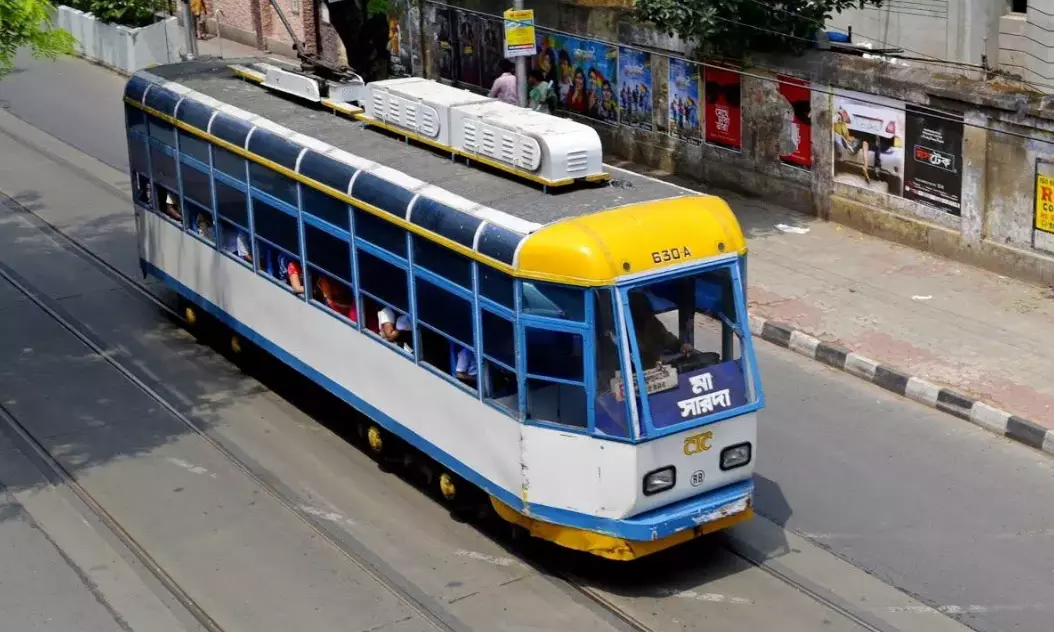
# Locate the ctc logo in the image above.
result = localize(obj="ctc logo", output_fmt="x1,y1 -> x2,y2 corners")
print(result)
683,431 -> 713,456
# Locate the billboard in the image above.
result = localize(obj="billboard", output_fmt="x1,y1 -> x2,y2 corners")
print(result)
903,105 -> 964,215
668,57 -> 701,144
704,65 -> 742,150
832,89 -> 906,197
778,75 -> 811,168
534,30 -> 619,124
618,47 -> 652,131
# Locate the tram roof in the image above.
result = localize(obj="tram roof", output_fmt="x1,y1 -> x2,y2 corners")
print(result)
134,59 -> 745,285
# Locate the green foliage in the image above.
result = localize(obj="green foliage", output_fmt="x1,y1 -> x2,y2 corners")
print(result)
0,0 -> 75,76
365,0 -> 388,19
67,0 -> 167,28
634,0 -> 882,57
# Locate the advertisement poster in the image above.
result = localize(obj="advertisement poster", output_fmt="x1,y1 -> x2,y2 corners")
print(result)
618,47 -> 652,130
479,17 -> 505,90
903,105 -> 964,215
534,30 -> 619,123
668,57 -> 701,144
778,75 -> 811,168
1036,160 -> 1054,235
503,9 -> 536,58
435,7 -> 456,82
386,1 -> 413,76
456,11 -> 482,88
703,65 -> 742,150
832,89 -> 906,197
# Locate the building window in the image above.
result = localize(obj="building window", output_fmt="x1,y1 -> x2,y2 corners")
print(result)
1011,0 -> 1027,13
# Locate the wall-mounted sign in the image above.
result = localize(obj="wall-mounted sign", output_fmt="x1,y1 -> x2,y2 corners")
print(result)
503,9 -> 536,58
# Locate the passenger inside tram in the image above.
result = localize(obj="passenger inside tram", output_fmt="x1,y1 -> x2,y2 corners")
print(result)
195,212 -> 214,241
221,225 -> 253,264
455,347 -> 477,387
314,274 -> 357,322
378,304 -> 412,351
158,186 -> 182,222
261,246 -> 304,295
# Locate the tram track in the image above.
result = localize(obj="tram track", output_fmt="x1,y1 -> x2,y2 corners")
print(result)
0,157 -> 904,632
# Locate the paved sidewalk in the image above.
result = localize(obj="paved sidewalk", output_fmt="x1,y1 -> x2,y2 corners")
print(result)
611,160 -> 1054,440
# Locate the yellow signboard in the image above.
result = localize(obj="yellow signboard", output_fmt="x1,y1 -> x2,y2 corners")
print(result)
1036,172 -> 1054,235
503,9 -> 536,58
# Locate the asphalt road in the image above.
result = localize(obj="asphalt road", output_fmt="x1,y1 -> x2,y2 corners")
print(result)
2,52 -> 1053,632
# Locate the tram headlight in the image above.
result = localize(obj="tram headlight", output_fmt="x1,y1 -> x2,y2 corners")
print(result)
720,443 -> 752,471
643,466 -> 676,495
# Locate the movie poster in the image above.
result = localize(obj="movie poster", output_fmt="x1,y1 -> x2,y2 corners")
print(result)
534,30 -> 619,124
618,47 -> 651,130
386,0 -> 413,76
832,89 -> 906,197
778,75 -> 811,168
456,11 -> 483,88
435,7 -> 456,82
704,64 -> 742,150
903,104 -> 964,214
668,57 -> 701,144
478,17 -> 505,90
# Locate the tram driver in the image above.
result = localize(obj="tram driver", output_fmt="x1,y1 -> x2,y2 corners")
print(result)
628,291 -> 693,369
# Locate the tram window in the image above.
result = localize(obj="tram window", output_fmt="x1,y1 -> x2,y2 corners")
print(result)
362,295 -> 412,351
358,250 -> 409,312
149,143 -> 178,192
526,379 -> 587,428
481,310 -> 515,368
250,162 -> 298,206
415,278 -> 473,346
354,208 -> 407,257
219,220 -> 252,263
154,184 -> 182,222
311,269 -> 357,322
479,266 -> 514,309
181,162 -> 212,209
592,288 -> 631,439
484,361 -> 519,415
132,172 -> 152,208
126,105 -> 147,136
128,137 -> 149,175
413,236 -> 471,288
302,185 -> 350,231
417,326 -> 475,390
147,115 -> 175,147
215,179 -> 249,228
525,328 -> 583,382
213,146 -> 246,181
192,207 -> 215,243
258,242 -> 304,295
253,198 -> 300,255
178,130 -> 210,164
521,281 -> 585,321
305,223 -> 351,282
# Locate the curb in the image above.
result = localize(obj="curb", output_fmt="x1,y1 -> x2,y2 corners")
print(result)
748,314 -> 1054,458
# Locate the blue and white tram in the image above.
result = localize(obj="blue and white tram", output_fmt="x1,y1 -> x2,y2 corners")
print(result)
123,61 -> 764,561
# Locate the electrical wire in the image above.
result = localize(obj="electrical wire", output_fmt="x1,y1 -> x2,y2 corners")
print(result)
422,0 -> 1054,146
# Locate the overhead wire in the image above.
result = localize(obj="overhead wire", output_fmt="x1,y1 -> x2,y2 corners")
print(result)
422,0 -> 1054,146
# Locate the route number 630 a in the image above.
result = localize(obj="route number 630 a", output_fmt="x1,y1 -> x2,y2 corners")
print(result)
651,246 -> 692,264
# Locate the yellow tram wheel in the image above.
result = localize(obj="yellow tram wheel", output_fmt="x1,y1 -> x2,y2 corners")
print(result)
183,305 -> 198,326
230,334 -> 242,354
366,425 -> 384,454
438,472 -> 457,501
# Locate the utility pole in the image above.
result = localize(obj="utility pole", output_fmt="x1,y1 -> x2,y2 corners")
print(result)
513,0 -> 526,106
182,0 -> 199,60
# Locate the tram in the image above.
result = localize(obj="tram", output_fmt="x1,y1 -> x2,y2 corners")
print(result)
123,59 -> 764,561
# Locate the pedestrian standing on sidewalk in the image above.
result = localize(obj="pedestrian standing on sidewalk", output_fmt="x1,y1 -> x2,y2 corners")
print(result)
190,0 -> 209,40
488,59 -> 518,105
527,69 -> 556,114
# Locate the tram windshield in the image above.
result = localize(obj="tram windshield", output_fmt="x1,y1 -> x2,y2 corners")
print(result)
616,263 -> 756,436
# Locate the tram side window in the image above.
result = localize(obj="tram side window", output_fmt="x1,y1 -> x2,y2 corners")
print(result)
481,310 -> 518,414
178,130 -> 210,165
524,328 -> 587,428
149,143 -> 181,223
413,236 -> 471,289
213,146 -> 246,181
358,250 -> 411,351
253,198 -> 303,294
522,281 -> 586,321
215,180 -> 252,264
354,208 -> 407,257
132,172 -> 152,209
302,185 -> 350,231
592,289 -> 631,438
147,115 -> 175,147
414,278 -> 476,389
126,105 -> 147,136
250,162 -> 298,206
305,223 -> 356,322
479,267 -> 515,309
181,162 -> 212,210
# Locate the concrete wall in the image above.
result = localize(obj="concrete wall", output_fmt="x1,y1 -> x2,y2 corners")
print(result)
998,0 -> 1054,90
209,0 -> 306,58
416,0 -> 1054,286
828,0 -> 1002,68
56,7 -> 181,73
